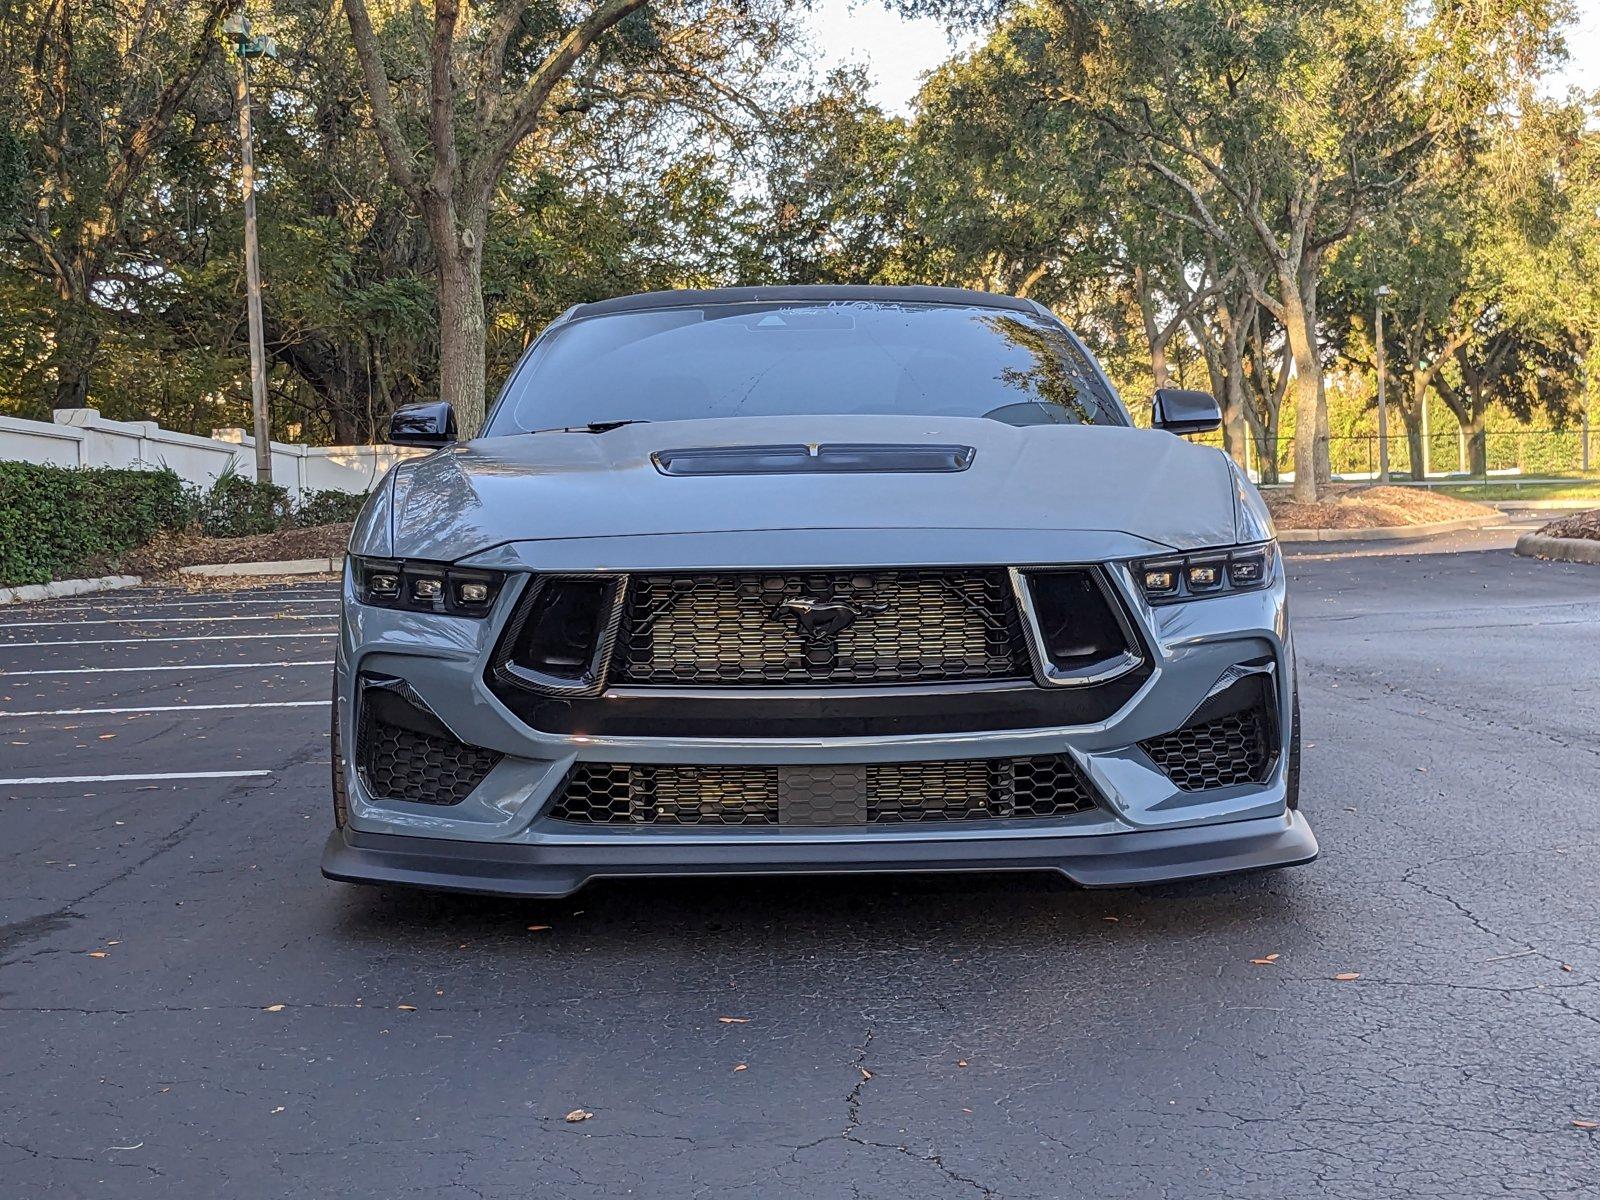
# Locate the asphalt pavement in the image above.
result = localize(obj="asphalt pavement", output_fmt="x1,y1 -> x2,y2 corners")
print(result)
2,540 -> 1598,1199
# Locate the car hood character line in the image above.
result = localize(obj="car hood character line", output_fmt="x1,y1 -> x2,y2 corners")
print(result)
386,414 -> 1241,561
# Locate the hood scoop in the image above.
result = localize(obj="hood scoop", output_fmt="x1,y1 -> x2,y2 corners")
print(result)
653,443 -> 976,477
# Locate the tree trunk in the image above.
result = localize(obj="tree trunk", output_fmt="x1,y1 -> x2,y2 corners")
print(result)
51,302 -> 100,410
1465,410 -> 1488,477
437,242 -> 488,436
1280,288 -> 1325,503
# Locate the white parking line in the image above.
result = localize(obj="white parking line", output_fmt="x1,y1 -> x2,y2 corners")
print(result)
0,700 -> 329,718
0,614 -> 337,629
0,661 -> 334,677
0,770 -> 274,785
11,597 -> 336,613
7,632 -> 336,648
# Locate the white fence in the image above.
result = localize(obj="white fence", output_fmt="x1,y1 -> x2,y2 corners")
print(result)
0,409 -> 417,499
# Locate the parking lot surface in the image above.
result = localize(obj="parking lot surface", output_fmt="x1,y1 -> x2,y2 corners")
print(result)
2,547 -> 1598,1199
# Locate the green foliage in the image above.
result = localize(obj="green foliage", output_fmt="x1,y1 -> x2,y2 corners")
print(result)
194,468 -> 296,538
0,464 -> 191,588
292,488 -> 370,528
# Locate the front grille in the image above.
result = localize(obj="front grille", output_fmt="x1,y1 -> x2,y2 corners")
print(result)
1141,685 -> 1274,791
357,680 -> 503,806
548,756 -> 1098,826
612,570 -> 1028,686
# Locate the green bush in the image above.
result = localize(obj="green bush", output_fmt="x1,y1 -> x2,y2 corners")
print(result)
195,469 -> 294,537
0,462 -> 191,587
292,487 -> 369,528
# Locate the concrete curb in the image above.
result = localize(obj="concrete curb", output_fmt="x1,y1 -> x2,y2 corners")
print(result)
1492,499 -> 1598,513
1513,533 -> 1600,565
0,574 -> 143,606
179,557 -> 344,577
1277,513 -> 1499,544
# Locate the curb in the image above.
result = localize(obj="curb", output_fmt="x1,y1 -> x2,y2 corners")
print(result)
1492,499 -> 1598,513
1513,533 -> 1600,566
179,557 -> 344,577
1277,513 -> 1499,544
0,574 -> 142,606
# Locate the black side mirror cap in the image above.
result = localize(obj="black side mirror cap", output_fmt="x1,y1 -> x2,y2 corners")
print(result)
1151,388 -> 1222,435
389,401 -> 457,447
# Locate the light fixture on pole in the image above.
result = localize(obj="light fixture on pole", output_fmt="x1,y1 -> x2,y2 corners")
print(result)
1375,284 -> 1394,485
225,7 -> 278,483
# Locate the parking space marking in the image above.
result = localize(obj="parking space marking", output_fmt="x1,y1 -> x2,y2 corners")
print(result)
8,596 -> 337,613
0,614 -> 337,629
8,632 -> 336,648
0,770 -> 274,785
0,661 -> 333,677
0,700 -> 328,718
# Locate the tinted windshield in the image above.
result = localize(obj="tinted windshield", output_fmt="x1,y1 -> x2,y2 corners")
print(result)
485,301 -> 1125,434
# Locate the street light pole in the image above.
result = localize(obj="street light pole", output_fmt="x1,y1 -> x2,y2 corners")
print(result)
225,11 -> 278,484
1375,285 -> 1393,484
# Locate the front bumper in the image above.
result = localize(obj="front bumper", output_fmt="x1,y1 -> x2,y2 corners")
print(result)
327,531 -> 1312,896
323,810 -> 1318,897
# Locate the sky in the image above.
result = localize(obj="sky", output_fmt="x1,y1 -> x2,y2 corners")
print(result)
798,0 -> 1600,116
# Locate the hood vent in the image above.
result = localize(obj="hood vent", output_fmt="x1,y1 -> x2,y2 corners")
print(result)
653,443 -> 976,477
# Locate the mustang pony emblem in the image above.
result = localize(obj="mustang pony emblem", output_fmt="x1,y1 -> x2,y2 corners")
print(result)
772,595 -> 887,641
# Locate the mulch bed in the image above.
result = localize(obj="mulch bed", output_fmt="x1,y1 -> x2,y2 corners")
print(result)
1265,485 -> 1494,531
109,523 -> 353,578
1537,509 -> 1600,541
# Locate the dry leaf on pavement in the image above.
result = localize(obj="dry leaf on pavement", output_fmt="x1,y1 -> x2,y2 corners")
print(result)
718,1016 -> 750,1024
565,1109 -> 593,1123
1334,972 -> 1361,981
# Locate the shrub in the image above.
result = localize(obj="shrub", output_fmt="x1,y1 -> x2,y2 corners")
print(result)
195,467 -> 294,538
0,462 -> 191,587
292,487 -> 369,528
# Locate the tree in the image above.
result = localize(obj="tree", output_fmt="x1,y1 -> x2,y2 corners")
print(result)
1,0 -> 232,408
341,0 -> 785,434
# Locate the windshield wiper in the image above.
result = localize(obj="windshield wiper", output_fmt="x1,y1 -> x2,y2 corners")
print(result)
527,420 -> 651,435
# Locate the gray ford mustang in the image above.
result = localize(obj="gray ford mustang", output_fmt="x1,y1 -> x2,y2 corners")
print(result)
323,285 -> 1316,896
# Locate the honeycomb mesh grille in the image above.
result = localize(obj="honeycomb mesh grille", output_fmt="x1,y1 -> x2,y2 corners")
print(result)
612,570 -> 1028,686
1141,704 -> 1272,791
357,690 -> 503,806
549,756 -> 1098,826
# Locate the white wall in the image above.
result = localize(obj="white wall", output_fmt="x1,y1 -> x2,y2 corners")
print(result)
0,409 -> 419,499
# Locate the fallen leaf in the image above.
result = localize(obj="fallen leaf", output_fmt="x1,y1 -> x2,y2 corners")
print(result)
1561,964 -> 1574,972
109,1143 -> 144,1151
718,1016 -> 750,1024
1572,1119 -> 1598,1130
1333,972 -> 1361,981
565,1109 -> 593,1123
1102,916 -> 1119,923
733,1063 -> 747,1072
1250,954 -> 1280,965
272,1107 -> 285,1114
87,951 -> 108,959
397,1004 -> 417,1011
264,1004 -> 286,1012
957,1060 -> 969,1068
860,1067 -> 873,1081
526,925 -> 552,932
99,733 -> 116,740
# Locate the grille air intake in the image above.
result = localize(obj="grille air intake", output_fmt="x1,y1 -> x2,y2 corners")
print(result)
356,678 -> 502,806
549,756 -> 1098,826
1140,673 -> 1276,791
613,570 -> 1028,686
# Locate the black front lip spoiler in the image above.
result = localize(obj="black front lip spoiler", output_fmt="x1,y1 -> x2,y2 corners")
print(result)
321,811 -> 1318,898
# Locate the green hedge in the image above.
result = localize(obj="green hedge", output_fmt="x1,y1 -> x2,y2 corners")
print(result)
0,462 -> 192,588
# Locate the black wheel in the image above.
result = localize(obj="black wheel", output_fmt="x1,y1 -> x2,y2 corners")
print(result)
1285,681 -> 1302,811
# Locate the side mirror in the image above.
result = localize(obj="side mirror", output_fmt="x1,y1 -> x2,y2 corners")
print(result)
389,401 -> 457,447
1151,388 -> 1222,435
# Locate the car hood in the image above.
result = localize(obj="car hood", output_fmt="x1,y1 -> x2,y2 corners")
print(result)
383,414 -> 1247,561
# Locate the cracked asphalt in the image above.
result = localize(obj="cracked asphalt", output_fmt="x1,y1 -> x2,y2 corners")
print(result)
2,539 -> 1597,1199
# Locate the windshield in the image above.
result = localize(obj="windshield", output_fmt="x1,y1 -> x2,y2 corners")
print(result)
484,301 -> 1126,434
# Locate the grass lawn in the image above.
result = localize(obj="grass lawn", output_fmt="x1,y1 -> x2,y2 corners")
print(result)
1425,478 -> 1600,501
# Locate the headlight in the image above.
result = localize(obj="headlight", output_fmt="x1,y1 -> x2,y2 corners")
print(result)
1133,542 -> 1276,604
351,556 -> 505,617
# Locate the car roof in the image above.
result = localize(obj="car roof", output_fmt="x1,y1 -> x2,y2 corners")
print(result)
566,285 -> 1046,321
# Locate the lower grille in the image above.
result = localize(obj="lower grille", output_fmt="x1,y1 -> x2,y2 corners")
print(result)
357,678 -> 502,806
1141,675 -> 1275,791
613,569 -> 1028,686
549,756 -> 1098,826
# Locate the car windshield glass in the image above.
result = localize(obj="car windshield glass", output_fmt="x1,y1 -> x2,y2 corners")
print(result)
485,301 -> 1124,434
